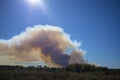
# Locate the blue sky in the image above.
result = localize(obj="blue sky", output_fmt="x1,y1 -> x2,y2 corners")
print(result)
0,0 -> 120,68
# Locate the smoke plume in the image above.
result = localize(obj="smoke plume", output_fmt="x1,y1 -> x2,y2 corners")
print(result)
0,25 -> 86,67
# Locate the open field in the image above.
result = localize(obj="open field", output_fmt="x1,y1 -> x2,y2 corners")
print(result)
0,64 -> 120,80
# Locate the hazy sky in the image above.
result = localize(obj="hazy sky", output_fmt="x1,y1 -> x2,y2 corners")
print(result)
0,0 -> 120,68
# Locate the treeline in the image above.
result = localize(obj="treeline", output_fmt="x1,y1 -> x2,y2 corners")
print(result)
65,64 -> 108,72
0,64 -> 108,73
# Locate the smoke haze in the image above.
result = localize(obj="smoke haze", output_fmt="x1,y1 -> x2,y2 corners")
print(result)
0,25 -> 86,67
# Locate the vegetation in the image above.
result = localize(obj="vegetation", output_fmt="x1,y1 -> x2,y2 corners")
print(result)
0,64 -> 120,80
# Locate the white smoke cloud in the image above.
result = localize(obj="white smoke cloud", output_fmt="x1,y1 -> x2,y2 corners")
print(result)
0,25 -> 86,67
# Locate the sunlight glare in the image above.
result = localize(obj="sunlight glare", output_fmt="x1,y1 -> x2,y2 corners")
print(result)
27,0 -> 44,6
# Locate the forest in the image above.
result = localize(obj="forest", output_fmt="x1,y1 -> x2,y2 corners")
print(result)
0,64 -> 120,80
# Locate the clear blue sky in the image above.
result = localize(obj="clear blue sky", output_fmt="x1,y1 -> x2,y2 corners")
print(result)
0,0 -> 120,68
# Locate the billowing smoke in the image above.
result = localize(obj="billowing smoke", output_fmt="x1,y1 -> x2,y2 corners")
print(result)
0,25 -> 86,67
